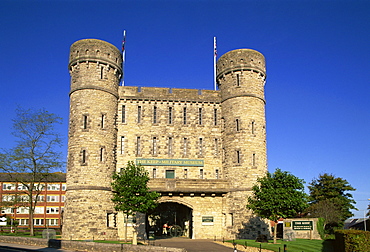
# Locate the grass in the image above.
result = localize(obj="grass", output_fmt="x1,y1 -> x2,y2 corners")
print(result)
230,239 -> 335,252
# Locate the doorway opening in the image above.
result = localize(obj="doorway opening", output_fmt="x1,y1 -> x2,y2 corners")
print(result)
147,202 -> 192,238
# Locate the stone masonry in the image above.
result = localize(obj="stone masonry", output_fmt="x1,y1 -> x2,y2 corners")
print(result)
62,38 -> 269,240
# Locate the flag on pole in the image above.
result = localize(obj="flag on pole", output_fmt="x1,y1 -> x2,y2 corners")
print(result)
122,30 -> 126,53
213,37 -> 217,90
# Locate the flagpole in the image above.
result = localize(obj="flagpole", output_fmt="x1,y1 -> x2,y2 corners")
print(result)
213,36 -> 217,90
121,30 -> 126,86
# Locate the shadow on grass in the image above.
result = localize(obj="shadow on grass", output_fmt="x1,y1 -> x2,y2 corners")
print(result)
322,239 -> 335,252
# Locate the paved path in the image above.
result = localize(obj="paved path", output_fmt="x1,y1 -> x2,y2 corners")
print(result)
0,242 -> 76,252
153,237 -> 237,252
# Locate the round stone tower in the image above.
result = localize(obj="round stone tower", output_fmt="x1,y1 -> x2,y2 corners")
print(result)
62,39 -> 122,240
217,49 -> 267,238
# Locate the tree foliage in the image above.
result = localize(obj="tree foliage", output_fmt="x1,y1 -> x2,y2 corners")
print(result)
247,168 -> 308,243
308,173 -> 356,229
0,107 -> 63,236
111,161 -> 160,241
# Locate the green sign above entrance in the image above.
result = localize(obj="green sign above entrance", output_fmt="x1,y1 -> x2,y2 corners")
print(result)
136,158 -> 204,167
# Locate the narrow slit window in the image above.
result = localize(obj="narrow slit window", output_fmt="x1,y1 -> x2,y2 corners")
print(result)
199,138 -> 203,156
183,107 -> 187,125
137,106 -> 142,123
214,109 -> 217,126
200,169 -> 204,179
251,121 -> 255,135
153,106 -> 157,124
83,115 -> 88,129
120,136 -> 124,155
100,66 -> 104,79
168,107 -> 173,124
236,119 -> 240,131
252,153 -> 256,166
184,169 -> 188,179
236,74 -> 240,86
214,138 -> 218,155
100,147 -> 104,162
122,105 -> 126,123
199,108 -> 202,125
183,138 -> 187,156
82,150 -> 86,164
136,137 -> 141,156
215,169 -> 219,179
101,114 -> 105,129
153,137 -> 157,155
168,137 -> 173,156
153,169 -> 156,179
236,150 -> 240,164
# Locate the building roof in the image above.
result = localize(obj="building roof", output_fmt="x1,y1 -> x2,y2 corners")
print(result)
0,172 -> 66,183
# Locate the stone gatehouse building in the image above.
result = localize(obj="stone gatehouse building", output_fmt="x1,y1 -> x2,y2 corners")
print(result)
62,38 -> 270,240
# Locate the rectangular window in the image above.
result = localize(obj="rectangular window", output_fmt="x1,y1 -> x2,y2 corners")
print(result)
214,109 -> 217,126
120,136 -> 125,154
46,207 -> 59,214
18,219 -> 29,226
1,208 -> 12,214
61,195 -> 65,202
152,168 -> 156,179
199,169 -> 204,179
17,184 -> 28,190
153,137 -> 157,155
122,105 -> 126,123
47,184 -> 60,191
17,207 -> 29,214
199,108 -> 202,125
168,107 -> 173,124
137,106 -> 142,123
2,183 -> 16,190
47,195 -> 59,202
34,207 -> 44,214
153,106 -> 157,124
199,138 -> 203,156
36,195 -> 45,202
136,137 -> 141,156
183,107 -> 187,124
168,137 -> 173,156
34,219 -> 44,226
62,184 -> 66,191
46,219 -> 59,226
165,170 -> 175,179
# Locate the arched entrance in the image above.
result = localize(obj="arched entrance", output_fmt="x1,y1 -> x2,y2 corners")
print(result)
147,202 -> 193,238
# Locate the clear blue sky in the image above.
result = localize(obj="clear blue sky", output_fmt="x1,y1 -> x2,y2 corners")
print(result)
1,0 -> 369,218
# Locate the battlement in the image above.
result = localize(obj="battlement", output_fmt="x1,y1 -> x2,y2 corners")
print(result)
69,39 -> 122,75
217,49 -> 266,81
119,86 -> 221,103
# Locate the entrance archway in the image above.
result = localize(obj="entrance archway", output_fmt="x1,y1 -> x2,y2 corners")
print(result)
147,202 -> 193,238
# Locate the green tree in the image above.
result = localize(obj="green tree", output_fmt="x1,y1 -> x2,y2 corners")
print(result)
0,107 -> 63,236
111,161 -> 160,242
246,168 -> 308,243
308,173 -> 356,230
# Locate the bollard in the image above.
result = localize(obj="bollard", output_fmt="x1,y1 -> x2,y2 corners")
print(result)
244,240 -> 247,249
284,244 -> 287,251
260,243 -> 262,252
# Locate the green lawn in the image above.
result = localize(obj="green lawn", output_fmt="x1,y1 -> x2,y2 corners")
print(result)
230,239 -> 335,252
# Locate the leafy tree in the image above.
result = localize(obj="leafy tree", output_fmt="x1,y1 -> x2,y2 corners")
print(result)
0,107 -> 63,236
247,168 -> 308,243
305,198 -> 342,234
308,173 -> 356,230
111,161 -> 160,242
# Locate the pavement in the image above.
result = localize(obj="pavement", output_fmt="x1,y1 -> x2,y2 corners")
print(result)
0,242 -> 76,252
152,237 -> 237,252
0,238 -> 238,252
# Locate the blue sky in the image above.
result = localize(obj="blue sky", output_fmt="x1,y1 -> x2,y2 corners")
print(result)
1,0 -> 369,218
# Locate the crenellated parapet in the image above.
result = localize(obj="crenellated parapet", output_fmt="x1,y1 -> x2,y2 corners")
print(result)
119,86 -> 220,103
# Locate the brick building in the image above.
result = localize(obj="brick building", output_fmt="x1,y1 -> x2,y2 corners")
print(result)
0,173 -> 66,230
62,39 -> 270,240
